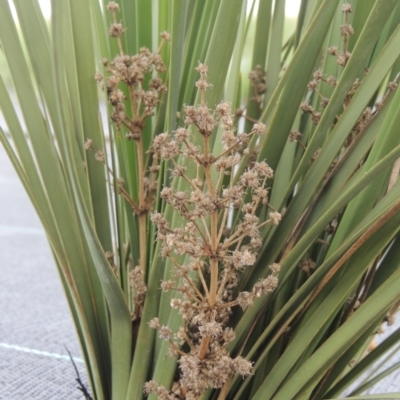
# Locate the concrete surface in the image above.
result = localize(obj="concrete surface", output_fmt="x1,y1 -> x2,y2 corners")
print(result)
0,145 -> 87,399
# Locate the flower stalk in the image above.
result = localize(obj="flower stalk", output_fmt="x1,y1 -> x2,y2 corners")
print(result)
146,64 -> 281,399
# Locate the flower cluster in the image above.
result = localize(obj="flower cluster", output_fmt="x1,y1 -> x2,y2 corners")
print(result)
296,5 -> 395,152
146,64 -> 280,399
328,3 -> 354,67
92,3 -> 171,315
95,3 -> 170,212
297,3 -> 355,129
299,258 -> 316,277
248,65 -> 267,105
95,26 -> 168,135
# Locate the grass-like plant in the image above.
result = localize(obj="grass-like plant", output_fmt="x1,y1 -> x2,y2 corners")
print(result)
1,0 -> 400,399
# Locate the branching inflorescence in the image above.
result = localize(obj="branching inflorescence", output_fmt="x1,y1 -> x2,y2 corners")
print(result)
145,64 -> 281,399
93,2 -> 171,317
293,3 -> 398,161
93,3 -> 281,398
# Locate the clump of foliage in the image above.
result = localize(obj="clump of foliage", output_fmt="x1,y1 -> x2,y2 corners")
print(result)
1,1 -> 400,399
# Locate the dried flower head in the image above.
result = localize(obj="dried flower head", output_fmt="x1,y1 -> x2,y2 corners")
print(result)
313,69 -> 324,81
109,23 -> 125,38
388,81 -> 398,91
269,211 -> 282,225
253,122 -> 266,135
342,3 -> 353,13
129,266 -> 147,307
106,1 -> 120,11
340,23 -> 354,37
299,259 -> 316,275
84,139 -> 93,150
327,75 -> 337,87
249,65 -> 267,104
160,31 -> 172,41
300,102 -> 314,113
337,51 -> 351,66
320,97 -> 329,108
95,150 -> 105,163
289,130 -> 302,142
148,65 -> 280,398
328,46 -> 338,56
90,13 -> 171,326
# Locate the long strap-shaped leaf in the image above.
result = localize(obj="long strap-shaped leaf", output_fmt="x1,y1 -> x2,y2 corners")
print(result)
234,0 -> 340,183
264,262 -> 400,400
51,3 -> 133,400
229,137 -> 400,356
0,2 -> 114,398
324,395 -> 400,400
252,17 -> 400,287
230,177 -> 400,398
252,202 -> 400,399
324,238 -> 400,397
125,1 -> 190,398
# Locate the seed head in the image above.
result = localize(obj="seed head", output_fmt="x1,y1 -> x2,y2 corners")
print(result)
388,81 -> 398,91
340,23 -> 354,37
106,1 -> 120,11
269,211 -> 281,225
109,23 -> 125,38
342,3 -> 353,13
160,31 -> 171,41
289,130 -> 302,142
253,122 -> 266,135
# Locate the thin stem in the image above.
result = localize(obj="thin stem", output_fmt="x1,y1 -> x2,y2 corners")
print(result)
221,231 -> 246,249
213,131 -> 253,163
197,264 -> 210,298
217,207 -> 230,243
138,151 -> 147,277
222,218 -> 271,250
169,340 -> 186,357
200,215 -> 212,242
203,136 -> 214,195
157,38 -> 165,54
217,268 -> 231,297
112,11 -> 124,56
343,11 -> 349,55
117,185 -> 139,212
181,273 -> 206,302
215,166 -> 226,193
219,299 -> 240,309
198,336 -> 211,359
203,135 -> 219,308
169,288 -> 203,305
136,83 -> 144,115
128,85 -> 138,121
183,138 -> 203,165
217,377 -> 232,400
209,257 -> 219,308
